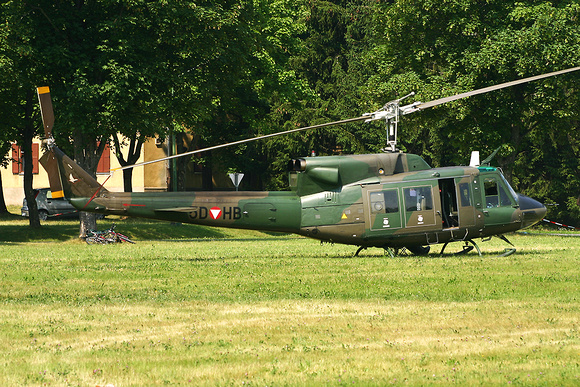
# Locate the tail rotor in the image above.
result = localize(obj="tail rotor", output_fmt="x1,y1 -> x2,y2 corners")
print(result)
37,87 -> 64,198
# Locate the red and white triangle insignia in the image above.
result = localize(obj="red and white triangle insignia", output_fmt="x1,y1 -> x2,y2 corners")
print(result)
209,207 -> 222,220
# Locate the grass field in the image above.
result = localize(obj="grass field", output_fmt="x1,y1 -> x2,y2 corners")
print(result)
1,211 -> 579,385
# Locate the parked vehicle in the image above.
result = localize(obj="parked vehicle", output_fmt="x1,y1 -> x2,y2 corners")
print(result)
21,188 -> 78,220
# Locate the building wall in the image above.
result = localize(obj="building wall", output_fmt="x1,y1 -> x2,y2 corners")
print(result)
143,137 -> 169,192
2,135 -> 247,206
1,138 -> 145,206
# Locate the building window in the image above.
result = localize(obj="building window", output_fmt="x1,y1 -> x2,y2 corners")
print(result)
97,143 -> 111,174
11,143 -> 39,174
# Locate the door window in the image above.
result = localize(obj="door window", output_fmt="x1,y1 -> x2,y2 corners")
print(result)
458,182 -> 471,207
456,180 -> 476,227
368,189 -> 401,230
403,186 -> 436,227
370,190 -> 399,213
404,187 -> 433,212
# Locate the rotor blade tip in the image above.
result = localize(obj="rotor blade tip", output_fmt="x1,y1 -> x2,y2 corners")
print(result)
37,86 -> 50,95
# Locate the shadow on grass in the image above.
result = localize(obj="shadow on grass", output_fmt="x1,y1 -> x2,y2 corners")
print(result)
0,226 -> 77,243
0,215 -> 287,243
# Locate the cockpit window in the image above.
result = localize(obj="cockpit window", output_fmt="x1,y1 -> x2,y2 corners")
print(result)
484,176 -> 515,208
499,173 -> 519,205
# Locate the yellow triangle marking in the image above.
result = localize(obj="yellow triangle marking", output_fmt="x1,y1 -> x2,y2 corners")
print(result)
341,213 -> 348,219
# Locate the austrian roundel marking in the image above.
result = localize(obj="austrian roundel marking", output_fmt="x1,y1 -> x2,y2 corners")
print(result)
209,207 -> 222,220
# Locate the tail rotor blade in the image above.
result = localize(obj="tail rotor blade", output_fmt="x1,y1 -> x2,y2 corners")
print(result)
39,150 -> 64,198
37,86 -> 55,139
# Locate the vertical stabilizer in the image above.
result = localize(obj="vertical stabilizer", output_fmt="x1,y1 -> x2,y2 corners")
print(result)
50,146 -> 108,199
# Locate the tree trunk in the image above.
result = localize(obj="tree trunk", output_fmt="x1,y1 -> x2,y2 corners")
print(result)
0,172 -> 8,215
79,211 -> 97,239
113,133 -> 143,192
202,150 -> 213,191
74,131 -> 106,238
22,90 -> 40,228
123,168 -> 134,192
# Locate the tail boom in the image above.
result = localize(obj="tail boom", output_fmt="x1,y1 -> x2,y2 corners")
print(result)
76,190 -> 302,233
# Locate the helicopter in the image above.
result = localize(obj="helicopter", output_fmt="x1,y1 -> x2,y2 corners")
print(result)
36,67 -> 579,256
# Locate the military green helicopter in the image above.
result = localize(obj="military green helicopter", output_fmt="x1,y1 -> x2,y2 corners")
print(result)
37,67 -> 579,255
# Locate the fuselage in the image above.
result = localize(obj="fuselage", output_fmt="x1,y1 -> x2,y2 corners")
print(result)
294,165 -> 546,248
73,161 -> 546,249
49,145 -> 546,249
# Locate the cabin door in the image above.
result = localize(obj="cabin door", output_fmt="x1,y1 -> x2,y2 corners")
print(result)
366,187 -> 403,232
438,177 -> 476,229
481,175 -> 517,226
402,184 -> 440,232
455,178 -> 476,227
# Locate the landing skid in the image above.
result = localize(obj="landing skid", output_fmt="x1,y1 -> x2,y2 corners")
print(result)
439,235 -> 516,257
355,246 -> 366,257
440,240 -> 481,256
354,246 -> 398,257
356,234 -> 517,257
498,248 -> 516,257
496,234 -> 516,257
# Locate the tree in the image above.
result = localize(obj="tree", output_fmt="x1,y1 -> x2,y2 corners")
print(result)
291,0 -> 380,154
365,0 -> 580,222
260,0 -> 382,190
0,2 -> 44,227
2,0 -> 312,235
0,140 -> 13,215
155,0 -> 316,192
0,84 -> 17,216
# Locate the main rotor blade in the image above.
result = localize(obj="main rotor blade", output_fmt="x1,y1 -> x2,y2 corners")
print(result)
37,86 -> 54,138
412,66 -> 580,111
112,115 -> 367,172
113,66 -> 580,172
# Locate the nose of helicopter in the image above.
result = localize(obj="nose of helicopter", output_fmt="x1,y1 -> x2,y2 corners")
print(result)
517,194 -> 547,229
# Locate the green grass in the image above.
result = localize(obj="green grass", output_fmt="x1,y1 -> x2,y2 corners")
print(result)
1,212 -> 579,385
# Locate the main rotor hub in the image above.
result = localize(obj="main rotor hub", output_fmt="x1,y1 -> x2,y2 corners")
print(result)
364,92 -> 419,153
